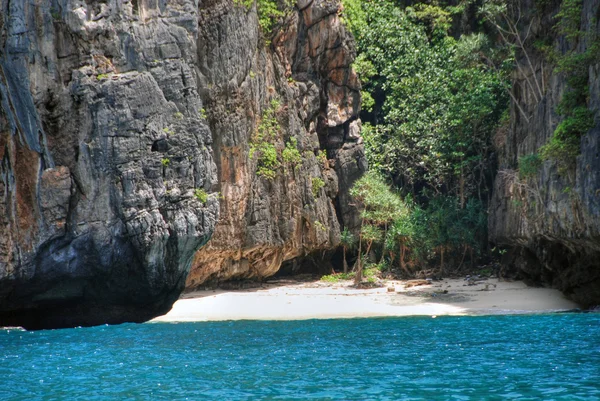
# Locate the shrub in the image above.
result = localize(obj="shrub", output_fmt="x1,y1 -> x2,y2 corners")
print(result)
311,177 -> 325,197
320,272 -> 356,282
314,220 -> 326,231
316,150 -> 327,168
518,153 -> 542,179
194,188 -> 208,204
540,106 -> 592,173
255,143 -> 279,180
320,274 -> 339,283
233,0 -> 293,37
250,99 -> 282,180
282,137 -> 302,169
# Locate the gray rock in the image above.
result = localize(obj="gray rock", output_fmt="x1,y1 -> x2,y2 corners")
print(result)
0,0 -> 218,328
0,0 -> 364,328
489,0 -> 600,307
187,0 -> 365,288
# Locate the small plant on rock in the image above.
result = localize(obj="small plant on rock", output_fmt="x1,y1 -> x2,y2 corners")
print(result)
250,99 -> 282,180
518,153 -> 542,179
282,137 -> 302,169
311,177 -> 325,197
194,188 -> 208,204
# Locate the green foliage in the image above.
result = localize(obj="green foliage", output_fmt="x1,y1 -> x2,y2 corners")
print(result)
256,144 -> 278,180
350,171 -> 488,272
257,0 -> 287,36
340,228 -> 356,249
314,220 -> 326,232
406,3 -> 452,37
540,133 -> 580,172
341,0 -> 368,35
234,0 -> 292,38
234,0 -> 254,8
426,197 -> 486,251
363,266 -> 380,283
194,188 -> 208,204
351,172 -> 415,278
161,158 -> 170,166
282,137 -> 302,169
350,171 -> 407,225
173,112 -> 184,120
199,108 -> 207,120
311,177 -> 325,197
360,91 -> 375,112
518,153 -> 542,179
344,0 -> 508,198
361,223 -> 383,244
96,73 -> 109,80
320,274 -> 340,283
316,150 -> 328,167
541,0 -> 599,169
251,99 -> 282,180
555,0 -> 584,42
320,272 -> 355,282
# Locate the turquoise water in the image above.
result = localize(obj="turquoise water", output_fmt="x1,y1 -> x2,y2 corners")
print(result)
1,314 -> 599,400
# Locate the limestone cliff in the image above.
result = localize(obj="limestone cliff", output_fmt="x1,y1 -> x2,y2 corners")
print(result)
0,0 -> 364,329
186,0 -> 364,288
489,0 -> 600,306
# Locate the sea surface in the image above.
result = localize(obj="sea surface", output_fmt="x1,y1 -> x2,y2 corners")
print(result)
1,314 -> 599,400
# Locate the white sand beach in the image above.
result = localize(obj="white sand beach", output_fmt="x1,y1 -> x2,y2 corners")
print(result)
151,278 -> 579,322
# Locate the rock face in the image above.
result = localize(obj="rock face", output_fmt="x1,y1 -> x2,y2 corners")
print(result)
0,0 -> 364,328
489,0 -> 600,307
185,1 -> 365,288
0,0 -> 217,329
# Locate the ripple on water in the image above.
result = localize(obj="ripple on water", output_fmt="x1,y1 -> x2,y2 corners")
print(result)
1,314 -> 599,400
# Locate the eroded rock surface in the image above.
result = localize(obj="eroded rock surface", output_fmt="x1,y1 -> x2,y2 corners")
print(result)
186,0 -> 365,288
489,0 -> 600,307
0,0 -> 219,328
0,0 -> 364,328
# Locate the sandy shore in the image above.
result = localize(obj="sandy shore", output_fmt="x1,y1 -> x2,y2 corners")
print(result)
152,277 -> 579,323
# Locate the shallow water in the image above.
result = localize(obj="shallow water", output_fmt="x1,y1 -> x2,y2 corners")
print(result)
1,314 -> 599,400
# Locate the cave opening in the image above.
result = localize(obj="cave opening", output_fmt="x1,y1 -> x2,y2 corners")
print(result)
273,247 -> 355,279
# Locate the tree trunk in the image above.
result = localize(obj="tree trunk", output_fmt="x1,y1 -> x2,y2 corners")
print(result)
379,222 -> 387,264
355,240 -> 373,285
354,218 -> 364,285
458,245 -> 468,271
365,241 -> 373,257
460,163 -> 465,209
400,243 -> 408,273
470,247 -> 474,269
